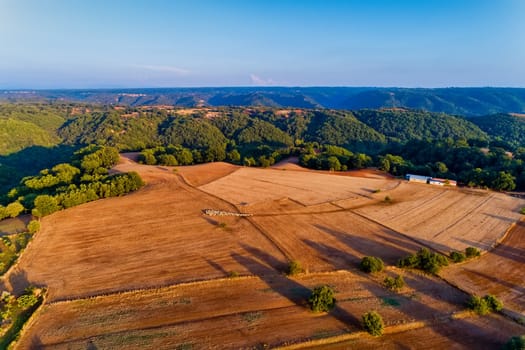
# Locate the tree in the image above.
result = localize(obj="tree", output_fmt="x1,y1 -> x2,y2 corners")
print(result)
383,275 -> 405,291
157,154 -> 178,166
362,311 -> 384,336
484,294 -> 503,312
465,247 -> 481,258
325,156 -> 341,171
450,251 -> 466,263
397,248 -> 448,274
308,285 -> 336,312
227,149 -> 241,163
360,256 -> 384,273
32,195 -> 59,218
27,220 -> 40,234
504,335 -> 525,350
467,295 -> 490,315
491,171 -> 516,191
5,202 -> 24,218
467,294 -> 502,315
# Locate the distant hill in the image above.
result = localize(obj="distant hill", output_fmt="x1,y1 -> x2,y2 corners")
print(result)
2,87 -> 525,116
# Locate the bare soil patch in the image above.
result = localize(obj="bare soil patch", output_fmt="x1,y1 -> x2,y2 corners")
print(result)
0,214 -> 31,235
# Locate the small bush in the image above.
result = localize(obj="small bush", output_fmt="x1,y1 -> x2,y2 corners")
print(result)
360,256 -> 384,273
467,294 -> 503,315
504,335 -> 525,350
384,196 -> 392,203
520,207 -> 525,215
450,251 -> 466,263
308,285 -> 336,312
228,271 -> 239,278
465,246 -> 481,258
384,275 -> 405,291
287,260 -> 304,276
362,311 -> 384,336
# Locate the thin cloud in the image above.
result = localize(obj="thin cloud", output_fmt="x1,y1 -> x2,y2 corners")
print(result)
132,64 -> 190,75
250,73 -> 277,86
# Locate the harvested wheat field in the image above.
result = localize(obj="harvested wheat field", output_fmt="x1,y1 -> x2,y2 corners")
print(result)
2,158 -> 287,301
5,156 -> 525,349
17,269 -> 511,350
441,220 -> 525,317
354,182 -> 524,253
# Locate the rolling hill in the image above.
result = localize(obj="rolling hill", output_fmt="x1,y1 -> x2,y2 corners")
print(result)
3,87 -> 525,116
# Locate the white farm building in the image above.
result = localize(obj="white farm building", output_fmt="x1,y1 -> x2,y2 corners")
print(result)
405,174 -> 457,186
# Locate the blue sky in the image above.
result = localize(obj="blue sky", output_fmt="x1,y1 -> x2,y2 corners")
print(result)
1,0 -> 524,88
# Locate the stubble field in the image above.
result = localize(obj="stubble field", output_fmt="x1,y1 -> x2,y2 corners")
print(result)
6,155 -> 525,349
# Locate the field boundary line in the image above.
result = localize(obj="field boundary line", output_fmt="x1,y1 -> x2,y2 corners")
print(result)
48,270 -> 353,305
47,275 -> 260,305
275,311 -> 474,350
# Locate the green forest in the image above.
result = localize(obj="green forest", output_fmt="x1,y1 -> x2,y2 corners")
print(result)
2,103 -> 525,196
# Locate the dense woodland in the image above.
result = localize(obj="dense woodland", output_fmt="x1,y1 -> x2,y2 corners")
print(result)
1,103 -> 525,198
0,144 -> 144,217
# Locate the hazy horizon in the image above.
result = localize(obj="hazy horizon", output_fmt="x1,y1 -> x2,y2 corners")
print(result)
2,0 -> 525,89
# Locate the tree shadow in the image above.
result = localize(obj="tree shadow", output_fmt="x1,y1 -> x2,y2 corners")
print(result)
462,268 -> 525,296
455,235 -> 525,264
29,335 -> 44,350
483,212 -> 517,224
7,268 -> 31,295
453,237 -> 492,251
313,224 -> 415,265
302,238 -> 359,269
362,274 -> 510,349
0,145 -> 78,193
205,258 -> 229,276
232,244 -> 361,328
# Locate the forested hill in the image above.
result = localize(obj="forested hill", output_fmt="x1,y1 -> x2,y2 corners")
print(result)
2,103 -> 525,192
2,87 -> 525,116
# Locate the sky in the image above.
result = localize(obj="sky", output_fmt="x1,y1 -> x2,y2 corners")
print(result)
1,0 -> 524,89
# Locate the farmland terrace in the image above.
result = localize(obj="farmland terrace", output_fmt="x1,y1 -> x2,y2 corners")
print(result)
5,154 -> 525,349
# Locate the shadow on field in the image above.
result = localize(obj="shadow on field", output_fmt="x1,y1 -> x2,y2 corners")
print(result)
362,275 -> 510,349
456,235 -> 525,264
302,239 -> 359,270
205,258 -> 229,276
463,268 -> 525,295
484,212 -> 517,224
4,269 -> 31,295
313,224 -> 415,265
232,244 -> 361,328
